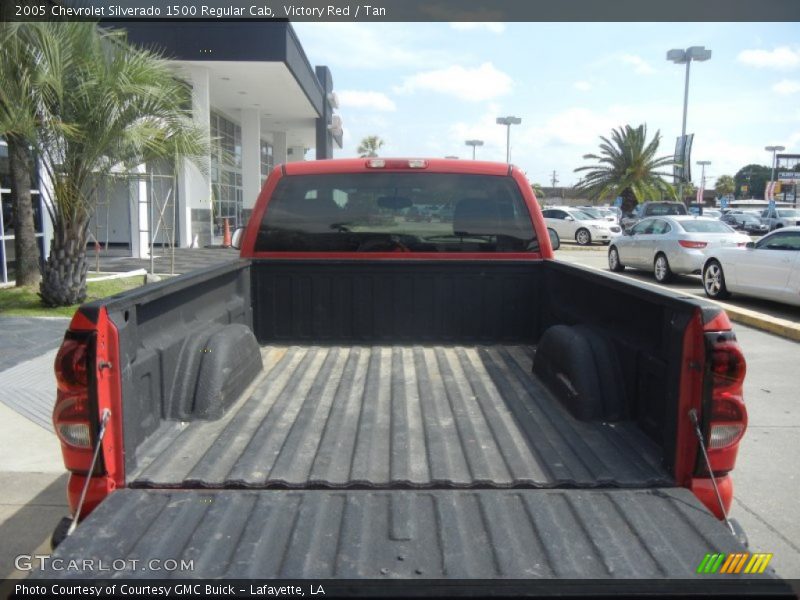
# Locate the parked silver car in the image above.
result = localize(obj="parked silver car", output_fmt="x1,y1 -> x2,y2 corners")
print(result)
760,207 -> 800,231
608,216 -> 750,283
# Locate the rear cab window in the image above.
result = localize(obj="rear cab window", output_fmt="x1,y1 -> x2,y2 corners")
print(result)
679,220 -> 735,233
255,172 -> 537,253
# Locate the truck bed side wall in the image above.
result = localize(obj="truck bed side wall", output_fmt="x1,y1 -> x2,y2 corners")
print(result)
541,260 -> 695,470
250,259 -> 696,474
103,260 -> 253,476
103,258 -> 698,482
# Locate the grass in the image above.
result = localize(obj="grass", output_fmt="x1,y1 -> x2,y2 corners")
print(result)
0,275 -> 145,318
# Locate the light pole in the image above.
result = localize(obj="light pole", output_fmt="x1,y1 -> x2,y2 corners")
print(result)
667,46 -> 712,203
696,160 -> 711,201
465,139 -> 484,160
496,116 -> 522,163
765,145 -> 785,183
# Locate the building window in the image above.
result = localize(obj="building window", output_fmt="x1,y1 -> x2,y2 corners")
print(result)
260,140 -> 273,184
210,112 -> 243,233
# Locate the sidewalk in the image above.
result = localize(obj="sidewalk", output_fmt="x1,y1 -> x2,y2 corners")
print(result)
89,246 -> 239,275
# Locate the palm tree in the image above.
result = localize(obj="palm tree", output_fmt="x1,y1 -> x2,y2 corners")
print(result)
715,174 -> 735,198
357,135 -> 384,158
0,24 -> 43,286
574,124 -> 676,215
10,22 -> 208,306
531,183 -> 545,202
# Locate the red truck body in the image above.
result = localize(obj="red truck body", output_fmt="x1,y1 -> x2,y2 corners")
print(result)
48,159 -> 753,582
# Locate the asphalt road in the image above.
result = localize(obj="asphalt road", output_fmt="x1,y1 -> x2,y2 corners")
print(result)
558,246 -> 800,578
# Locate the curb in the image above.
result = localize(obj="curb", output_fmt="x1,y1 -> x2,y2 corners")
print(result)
713,302 -> 800,342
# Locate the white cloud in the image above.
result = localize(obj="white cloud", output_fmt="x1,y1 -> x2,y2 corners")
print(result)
772,79 -> 800,95
292,23 -> 450,70
337,90 -> 396,111
738,46 -> 800,70
395,62 -> 512,102
619,54 -> 655,75
573,81 -> 592,92
449,103 -> 509,152
449,22 -> 505,34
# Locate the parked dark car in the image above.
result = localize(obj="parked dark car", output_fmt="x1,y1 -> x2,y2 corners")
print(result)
621,201 -> 688,231
721,212 -> 769,235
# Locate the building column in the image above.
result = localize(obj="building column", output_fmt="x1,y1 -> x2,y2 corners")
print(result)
177,65 -> 212,248
315,66 -> 334,160
273,131 -> 287,166
130,165 -> 149,259
241,109 -> 261,225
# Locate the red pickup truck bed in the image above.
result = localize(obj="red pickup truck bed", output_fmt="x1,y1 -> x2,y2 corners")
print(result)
129,344 -> 670,489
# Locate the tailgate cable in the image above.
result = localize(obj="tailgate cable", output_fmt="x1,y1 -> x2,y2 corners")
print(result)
689,408 -> 736,536
67,409 -> 111,537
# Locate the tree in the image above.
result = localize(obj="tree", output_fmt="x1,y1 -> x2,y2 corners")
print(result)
714,175 -> 735,197
682,181 -> 697,203
357,135 -> 384,158
0,24 -> 42,286
573,124 -> 676,215
9,23 -> 208,306
734,164 -> 771,199
531,183 -> 545,201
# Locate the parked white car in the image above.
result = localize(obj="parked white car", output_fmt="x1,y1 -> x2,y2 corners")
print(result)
608,216 -> 750,283
702,226 -> 800,306
541,207 -> 621,246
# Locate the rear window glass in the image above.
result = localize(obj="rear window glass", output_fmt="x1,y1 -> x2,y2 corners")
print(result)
679,220 -> 735,233
255,172 -> 537,253
644,204 -> 688,216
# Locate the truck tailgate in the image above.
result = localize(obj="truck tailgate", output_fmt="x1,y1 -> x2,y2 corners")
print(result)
41,488 -> 767,580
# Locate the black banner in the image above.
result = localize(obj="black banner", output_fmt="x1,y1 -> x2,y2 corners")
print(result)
4,579 -> 798,600
2,0 -> 800,22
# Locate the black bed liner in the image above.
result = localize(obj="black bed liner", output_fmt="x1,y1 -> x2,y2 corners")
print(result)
129,344 -> 671,489
42,487 -> 766,580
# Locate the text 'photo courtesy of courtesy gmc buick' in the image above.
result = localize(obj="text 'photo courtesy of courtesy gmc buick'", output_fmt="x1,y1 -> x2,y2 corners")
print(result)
40,159 -> 788,594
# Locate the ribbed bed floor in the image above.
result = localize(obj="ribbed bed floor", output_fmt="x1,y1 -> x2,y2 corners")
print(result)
129,345 -> 672,488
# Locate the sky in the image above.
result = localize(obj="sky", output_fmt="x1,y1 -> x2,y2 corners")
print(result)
293,21 -> 800,188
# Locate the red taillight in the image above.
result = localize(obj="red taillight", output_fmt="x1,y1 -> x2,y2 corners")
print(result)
55,338 -> 88,391
679,240 -> 708,248
706,338 -> 747,474
53,334 -> 95,471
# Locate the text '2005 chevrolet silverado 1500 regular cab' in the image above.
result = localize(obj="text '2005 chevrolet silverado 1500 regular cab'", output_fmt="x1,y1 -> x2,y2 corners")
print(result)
40,158 -> 780,593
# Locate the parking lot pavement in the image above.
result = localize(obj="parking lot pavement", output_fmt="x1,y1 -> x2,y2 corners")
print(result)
728,325 -> 800,578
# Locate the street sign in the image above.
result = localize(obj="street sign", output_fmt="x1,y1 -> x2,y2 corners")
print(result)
614,197 -> 623,207
741,185 -> 749,194
768,199 -> 776,210
720,198 -> 728,209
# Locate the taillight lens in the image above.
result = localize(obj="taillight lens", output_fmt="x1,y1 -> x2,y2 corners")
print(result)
679,240 -> 708,248
711,341 -> 747,391
54,392 -> 92,449
706,337 -> 748,473
53,333 -> 95,472
55,338 -> 88,391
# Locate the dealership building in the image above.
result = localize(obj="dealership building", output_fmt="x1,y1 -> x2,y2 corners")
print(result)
0,20 -> 342,281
